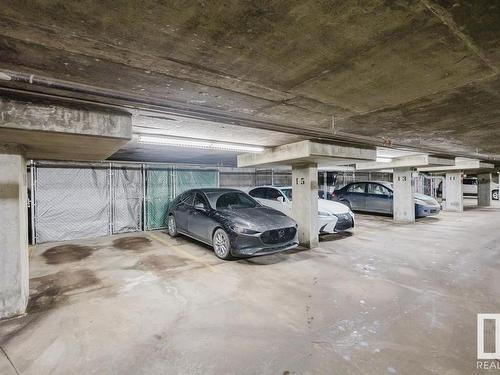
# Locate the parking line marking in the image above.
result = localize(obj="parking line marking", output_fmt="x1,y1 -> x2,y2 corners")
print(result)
146,232 -> 218,273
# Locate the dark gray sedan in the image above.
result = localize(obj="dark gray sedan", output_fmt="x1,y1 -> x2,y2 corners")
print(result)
166,188 -> 299,260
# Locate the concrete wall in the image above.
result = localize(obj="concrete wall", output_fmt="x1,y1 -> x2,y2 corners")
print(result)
0,145 -> 28,319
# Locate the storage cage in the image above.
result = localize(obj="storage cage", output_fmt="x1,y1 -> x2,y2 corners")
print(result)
30,161 -> 218,243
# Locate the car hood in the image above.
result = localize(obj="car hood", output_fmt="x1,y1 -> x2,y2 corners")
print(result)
218,206 -> 296,232
318,199 -> 351,214
414,193 -> 439,206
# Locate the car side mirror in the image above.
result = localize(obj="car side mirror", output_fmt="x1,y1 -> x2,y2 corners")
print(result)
194,203 -> 206,211
277,196 -> 284,203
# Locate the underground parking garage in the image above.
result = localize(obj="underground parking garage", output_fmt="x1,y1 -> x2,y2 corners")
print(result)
1,1 -> 500,374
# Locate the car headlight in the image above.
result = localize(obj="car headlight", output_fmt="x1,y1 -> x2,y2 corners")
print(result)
318,210 -> 332,217
230,224 -> 260,235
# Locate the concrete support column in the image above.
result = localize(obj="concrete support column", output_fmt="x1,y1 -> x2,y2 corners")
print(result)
292,164 -> 319,248
477,173 -> 492,207
493,173 -> 500,208
444,172 -> 463,212
393,168 -> 415,223
0,145 -> 29,320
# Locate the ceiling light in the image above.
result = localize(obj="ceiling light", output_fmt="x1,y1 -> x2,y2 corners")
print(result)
376,157 -> 392,163
138,135 -> 265,153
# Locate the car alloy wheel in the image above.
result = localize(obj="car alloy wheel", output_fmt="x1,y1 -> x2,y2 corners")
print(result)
213,229 -> 232,260
168,215 -> 178,237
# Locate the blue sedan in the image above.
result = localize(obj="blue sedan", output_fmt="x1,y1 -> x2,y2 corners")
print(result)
333,181 -> 441,217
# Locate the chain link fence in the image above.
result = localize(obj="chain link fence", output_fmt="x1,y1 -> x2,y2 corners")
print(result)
145,167 -> 174,230
113,165 -> 143,233
34,165 -> 111,243
32,162 -> 218,242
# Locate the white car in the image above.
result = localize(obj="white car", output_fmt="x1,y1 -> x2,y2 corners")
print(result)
248,186 -> 354,234
463,177 -> 499,200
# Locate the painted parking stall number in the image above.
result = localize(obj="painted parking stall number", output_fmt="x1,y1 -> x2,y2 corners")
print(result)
295,177 -> 305,185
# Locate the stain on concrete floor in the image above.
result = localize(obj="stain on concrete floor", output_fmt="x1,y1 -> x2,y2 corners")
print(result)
42,244 -> 95,264
112,236 -> 152,252
131,254 -> 189,273
27,269 -> 101,313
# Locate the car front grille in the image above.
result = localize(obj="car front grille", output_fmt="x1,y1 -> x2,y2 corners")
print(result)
260,227 -> 297,244
334,214 -> 353,231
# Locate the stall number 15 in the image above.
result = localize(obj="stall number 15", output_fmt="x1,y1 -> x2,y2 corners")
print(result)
397,176 -> 407,182
295,177 -> 305,185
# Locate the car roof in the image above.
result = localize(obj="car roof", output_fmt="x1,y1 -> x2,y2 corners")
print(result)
250,186 -> 289,190
344,181 -> 393,189
191,188 -> 241,194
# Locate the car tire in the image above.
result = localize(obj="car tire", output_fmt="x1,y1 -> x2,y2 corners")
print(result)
213,228 -> 233,260
167,215 -> 178,237
493,190 -> 499,201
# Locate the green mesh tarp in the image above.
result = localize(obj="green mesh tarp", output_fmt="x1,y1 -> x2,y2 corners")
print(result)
175,169 -> 218,195
145,168 -> 218,230
145,168 -> 173,230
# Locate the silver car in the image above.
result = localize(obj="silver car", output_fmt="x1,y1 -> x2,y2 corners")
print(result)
333,181 -> 441,217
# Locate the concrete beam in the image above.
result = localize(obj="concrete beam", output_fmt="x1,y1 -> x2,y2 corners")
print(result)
237,140 -> 375,168
356,154 -> 454,172
0,96 -> 132,160
418,159 -> 494,173
319,165 -> 355,172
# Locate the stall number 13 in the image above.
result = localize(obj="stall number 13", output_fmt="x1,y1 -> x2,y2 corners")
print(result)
397,176 -> 407,182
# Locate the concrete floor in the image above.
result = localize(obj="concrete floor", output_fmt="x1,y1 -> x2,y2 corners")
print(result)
1,207 -> 500,375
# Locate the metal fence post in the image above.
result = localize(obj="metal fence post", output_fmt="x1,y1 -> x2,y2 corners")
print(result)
108,162 -> 113,235
30,160 -> 36,245
142,164 -> 146,231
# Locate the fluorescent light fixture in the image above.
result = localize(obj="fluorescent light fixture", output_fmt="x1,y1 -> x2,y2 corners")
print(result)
376,157 -> 392,163
138,135 -> 265,153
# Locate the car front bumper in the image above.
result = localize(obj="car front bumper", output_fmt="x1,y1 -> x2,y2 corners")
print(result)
229,231 -> 299,257
416,204 -> 441,217
318,214 -> 354,234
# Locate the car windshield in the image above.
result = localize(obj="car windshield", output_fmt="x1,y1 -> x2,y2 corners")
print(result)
382,182 -> 394,190
216,192 -> 259,210
281,188 -> 292,201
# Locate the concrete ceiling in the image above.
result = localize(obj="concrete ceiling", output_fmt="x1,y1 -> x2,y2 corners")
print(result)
0,1 -> 499,162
